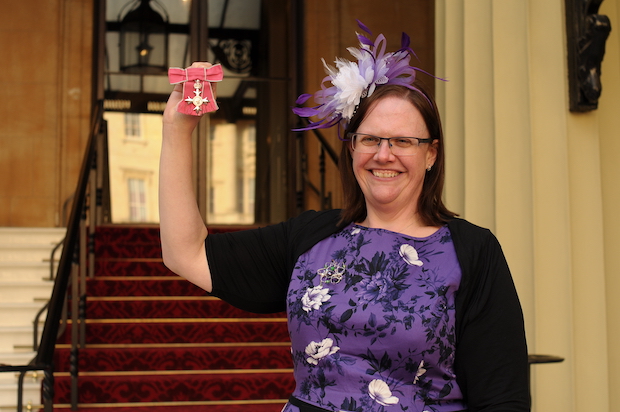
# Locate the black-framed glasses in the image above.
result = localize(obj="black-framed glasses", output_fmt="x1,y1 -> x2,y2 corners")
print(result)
347,133 -> 433,156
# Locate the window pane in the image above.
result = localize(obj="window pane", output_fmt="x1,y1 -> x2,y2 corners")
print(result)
207,120 -> 255,224
128,178 -> 147,222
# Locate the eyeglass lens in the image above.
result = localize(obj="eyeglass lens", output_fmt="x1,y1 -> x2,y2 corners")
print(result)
352,134 -> 423,156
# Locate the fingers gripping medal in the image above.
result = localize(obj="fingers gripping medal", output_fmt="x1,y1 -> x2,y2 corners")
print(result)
168,65 -> 224,115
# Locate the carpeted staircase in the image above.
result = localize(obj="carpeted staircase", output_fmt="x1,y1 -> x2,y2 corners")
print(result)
51,225 -> 294,411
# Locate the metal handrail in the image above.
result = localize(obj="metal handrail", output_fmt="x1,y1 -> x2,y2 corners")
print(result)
310,128 -> 338,165
28,235 -> 67,352
49,237 -> 64,281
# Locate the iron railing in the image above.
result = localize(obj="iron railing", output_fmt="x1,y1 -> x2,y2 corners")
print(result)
296,124 -> 339,212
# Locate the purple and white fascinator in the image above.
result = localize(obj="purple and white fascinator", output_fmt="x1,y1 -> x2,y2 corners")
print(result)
292,20 -> 431,136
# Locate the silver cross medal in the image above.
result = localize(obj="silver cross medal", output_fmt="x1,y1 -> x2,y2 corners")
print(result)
185,79 -> 209,113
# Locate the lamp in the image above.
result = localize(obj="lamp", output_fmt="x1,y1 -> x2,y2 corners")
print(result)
118,0 -> 169,75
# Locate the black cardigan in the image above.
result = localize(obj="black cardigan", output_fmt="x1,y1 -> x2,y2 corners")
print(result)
207,209 -> 530,411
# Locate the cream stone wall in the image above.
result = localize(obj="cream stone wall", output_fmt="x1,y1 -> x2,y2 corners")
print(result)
600,0 -> 620,409
437,0 -> 620,411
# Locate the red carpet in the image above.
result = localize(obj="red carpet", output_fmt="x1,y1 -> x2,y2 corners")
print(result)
50,225 -> 293,411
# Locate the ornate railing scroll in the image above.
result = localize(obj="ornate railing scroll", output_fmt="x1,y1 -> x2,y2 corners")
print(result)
295,124 -> 339,212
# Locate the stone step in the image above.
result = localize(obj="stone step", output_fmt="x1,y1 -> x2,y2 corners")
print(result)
0,262 -> 54,281
0,379 -> 42,410
0,404 -> 42,412
0,228 -> 65,246
0,352 -> 37,384
0,244 -> 63,263
0,303 -> 47,327
0,351 -> 36,364
0,281 -> 53,303
0,326 -> 35,354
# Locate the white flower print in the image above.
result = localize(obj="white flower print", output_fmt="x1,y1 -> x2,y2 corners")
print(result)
305,338 -> 340,365
301,285 -> 331,312
351,227 -> 361,235
413,360 -> 427,384
368,379 -> 399,406
399,244 -> 423,266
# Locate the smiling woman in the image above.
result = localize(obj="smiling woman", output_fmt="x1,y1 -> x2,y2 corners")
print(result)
159,20 -> 530,412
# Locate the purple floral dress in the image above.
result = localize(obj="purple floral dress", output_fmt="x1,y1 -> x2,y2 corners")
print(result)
283,224 -> 466,412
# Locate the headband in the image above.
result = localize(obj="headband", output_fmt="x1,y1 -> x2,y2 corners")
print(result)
292,20 -> 432,136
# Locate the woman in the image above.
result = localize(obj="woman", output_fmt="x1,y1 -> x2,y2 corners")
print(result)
160,22 -> 529,412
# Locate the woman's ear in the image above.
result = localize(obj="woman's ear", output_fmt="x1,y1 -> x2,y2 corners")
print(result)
426,139 -> 439,167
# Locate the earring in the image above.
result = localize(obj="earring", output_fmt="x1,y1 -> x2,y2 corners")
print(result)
426,165 -> 432,172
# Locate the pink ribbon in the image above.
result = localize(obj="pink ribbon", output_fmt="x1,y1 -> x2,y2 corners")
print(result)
168,64 -> 224,115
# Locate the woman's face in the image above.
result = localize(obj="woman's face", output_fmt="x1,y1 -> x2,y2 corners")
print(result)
351,95 -> 437,217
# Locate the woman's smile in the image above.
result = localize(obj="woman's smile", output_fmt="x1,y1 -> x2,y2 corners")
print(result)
371,169 -> 402,178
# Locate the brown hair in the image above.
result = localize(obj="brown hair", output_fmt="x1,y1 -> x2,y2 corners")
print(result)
338,82 -> 457,226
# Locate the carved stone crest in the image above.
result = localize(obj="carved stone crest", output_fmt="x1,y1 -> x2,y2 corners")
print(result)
565,0 -> 612,111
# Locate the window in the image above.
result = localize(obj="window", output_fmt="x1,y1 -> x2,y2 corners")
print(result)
207,121 -> 255,224
124,113 -> 141,138
128,178 -> 147,222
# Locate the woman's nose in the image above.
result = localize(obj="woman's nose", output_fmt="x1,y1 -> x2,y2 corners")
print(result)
374,139 -> 394,161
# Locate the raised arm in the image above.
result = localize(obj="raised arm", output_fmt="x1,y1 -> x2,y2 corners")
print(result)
159,62 -> 213,292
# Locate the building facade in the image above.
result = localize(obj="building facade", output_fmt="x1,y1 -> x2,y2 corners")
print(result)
1,1 -> 619,411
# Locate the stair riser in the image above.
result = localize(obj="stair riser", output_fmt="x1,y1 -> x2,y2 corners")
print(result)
0,368 -> 41,385
0,264 -> 52,281
53,373 -> 296,404
0,228 -> 65,245
0,283 -> 53,302
85,299 -> 285,319
0,381 -> 41,407
0,247 -> 61,263
57,322 -> 290,345
86,279 -> 208,297
95,260 -> 172,277
53,346 -> 293,372
95,246 -> 161,259
0,305 -> 46,327
0,328 -> 35,352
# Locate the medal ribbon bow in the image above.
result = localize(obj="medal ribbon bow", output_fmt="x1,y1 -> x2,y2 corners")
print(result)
168,64 -> 224,115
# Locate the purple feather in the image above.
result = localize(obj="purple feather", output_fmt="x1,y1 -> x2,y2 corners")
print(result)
358,35 -> 374,48
357,20 -> 372,35
401,32 -> 411,49
295,93 -> 313,105
292,106 -> 320,117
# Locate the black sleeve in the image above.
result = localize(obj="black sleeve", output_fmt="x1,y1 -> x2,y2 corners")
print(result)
449,219 -> 530,412
206,209 -> 343,313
